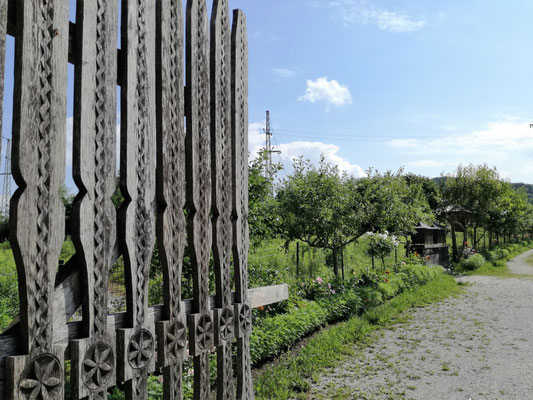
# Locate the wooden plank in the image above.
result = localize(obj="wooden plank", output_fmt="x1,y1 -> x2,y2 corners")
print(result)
231,9 -> 254,400
0,283 -> 289,392
70,0 -> 119,398
118,0 -> 157,397
249,285 -> 289,309
0,0 -> 7,161
10,0 -> 69,360
210,1 -> 234,399
7,0 -> 69,398
155,0 -> 187,399
185,1 -> 212,399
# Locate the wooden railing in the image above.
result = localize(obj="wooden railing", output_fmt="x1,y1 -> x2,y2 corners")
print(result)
0,1 -> 288,399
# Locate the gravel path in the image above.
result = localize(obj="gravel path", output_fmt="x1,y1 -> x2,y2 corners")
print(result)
309,258 -> 533,399
507,248 -> 533,275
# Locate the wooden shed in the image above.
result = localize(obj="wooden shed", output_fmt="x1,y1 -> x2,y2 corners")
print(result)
410,223 -> 449,266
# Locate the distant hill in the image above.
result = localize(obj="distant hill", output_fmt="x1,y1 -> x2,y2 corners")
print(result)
511,183 -> 533,202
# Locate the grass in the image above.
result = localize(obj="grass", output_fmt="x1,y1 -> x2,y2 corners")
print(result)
463,244 -> 533,278
254,273 -> 462,400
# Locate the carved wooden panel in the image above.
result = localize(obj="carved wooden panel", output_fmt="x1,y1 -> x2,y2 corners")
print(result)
69,0 -> 119,398
231,10 -> 254,400
155,0 -> 187,399
210,1 -> 234,399
6,0 -> 69,398
0,0 -> 7,161
185,1 -> 212,398
117,0 -> 157,398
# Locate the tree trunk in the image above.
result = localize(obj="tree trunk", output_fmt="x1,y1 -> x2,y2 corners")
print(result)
489,230 -> 493,249
296,242 -> 300,278
474,227 -> 477,249
341,248 -> 345,281
332,248 -> 339,277
451,224 -> 458,262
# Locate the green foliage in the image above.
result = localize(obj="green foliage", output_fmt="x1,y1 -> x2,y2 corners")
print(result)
248,150 -> 282,247
458,253 -> 486,271
254,273 -> 460,399
250,263 -> 442,367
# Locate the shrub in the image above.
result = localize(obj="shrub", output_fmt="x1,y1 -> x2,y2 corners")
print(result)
460,253 -> 485,271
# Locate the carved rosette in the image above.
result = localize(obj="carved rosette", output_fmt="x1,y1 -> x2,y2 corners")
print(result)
116,327 -> 156,383
128,329 -> 155,369
156,314 -> 188,367
18,354 -> 62,400
214,307 -> 234,346
166,321 -> 187,359
234,303 -> 252,338
82,342 -> 114,390
187,312 -> 214,357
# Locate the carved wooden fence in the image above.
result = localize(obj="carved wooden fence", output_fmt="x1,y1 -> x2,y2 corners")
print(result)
0,0 -> 288,399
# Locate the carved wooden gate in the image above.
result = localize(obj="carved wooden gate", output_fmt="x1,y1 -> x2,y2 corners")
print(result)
0,0 -> 288,399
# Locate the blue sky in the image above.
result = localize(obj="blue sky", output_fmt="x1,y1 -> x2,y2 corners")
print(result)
228,0 -> 533,183
1,0 -> 533,194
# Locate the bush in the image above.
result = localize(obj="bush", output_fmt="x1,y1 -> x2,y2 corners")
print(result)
459,253 -> 485,271
250,263 -> 443,366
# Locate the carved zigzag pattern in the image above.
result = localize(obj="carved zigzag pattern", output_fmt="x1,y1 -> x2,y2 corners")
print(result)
33,0 -> 55,353
134,0 -> 151,328
93,0 -> 109,336
196,0 -> 211,315
167,0 -> 185,322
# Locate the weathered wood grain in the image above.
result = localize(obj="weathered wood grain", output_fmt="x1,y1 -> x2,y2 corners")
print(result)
210,1 -> 234,399
231,9 -> 254,400
186,1 -> 212,399
0,0 -> 7,161
8,0 -> 69,397
118,0 -> 157,397
155,0 -> 187,398
70,0 -> 119,398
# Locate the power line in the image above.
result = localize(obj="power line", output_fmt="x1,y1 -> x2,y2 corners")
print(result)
0,138 -> 11,218
263,110 -> 281,180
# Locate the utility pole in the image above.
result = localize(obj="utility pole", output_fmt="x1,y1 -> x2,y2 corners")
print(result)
0,137 -> 11,218
263,110 -> 280,180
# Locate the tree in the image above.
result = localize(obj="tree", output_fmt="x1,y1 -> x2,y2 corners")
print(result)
248,150 -> 281,247
277,157 -> 432,277
277,157 -> 365,276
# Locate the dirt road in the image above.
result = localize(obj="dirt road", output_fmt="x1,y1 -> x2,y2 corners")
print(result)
309,255 -> 533,399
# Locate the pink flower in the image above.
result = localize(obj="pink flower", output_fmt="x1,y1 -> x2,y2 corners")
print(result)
316,277 -> 323,285
327,283 -> 331,289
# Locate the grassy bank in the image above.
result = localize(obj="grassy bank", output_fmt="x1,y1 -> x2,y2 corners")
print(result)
463,242 -> 533,277
254,273 -> 461,399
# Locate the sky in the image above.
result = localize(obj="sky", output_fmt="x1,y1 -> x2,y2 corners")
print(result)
1,0 -> 533,195
227,0 -> 533,183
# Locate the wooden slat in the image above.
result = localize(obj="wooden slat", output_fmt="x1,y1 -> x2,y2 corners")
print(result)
210,1 -> 234,399
231,9 -> 254,400
119,0 -> 157,397
0,0 -> 7,161
185,1 -> 212,399
0,284 -> 289,399
155,0 -> 187,399
70,0 -> 119,398
10,0 -> 69,358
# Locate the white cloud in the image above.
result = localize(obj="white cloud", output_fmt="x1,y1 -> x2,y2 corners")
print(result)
388,117 -> 533,179
298,77 -> 352,110
248,122 -> 365,178
273,68 -> 296,79
330,1 -> 427,33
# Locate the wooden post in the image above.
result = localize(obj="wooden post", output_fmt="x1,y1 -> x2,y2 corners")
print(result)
155,0 -> 187,399
116,0 -> 157,398
232,10 -> 254,399
6,0 -> 69,398
210,1 -> 235,398
69,0 -> 119,398
186,1 -> 213,398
